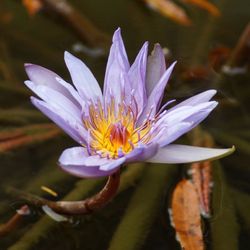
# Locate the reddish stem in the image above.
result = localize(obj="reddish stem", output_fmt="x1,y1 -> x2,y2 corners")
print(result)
14,170 -> 120,215
0,205 -> 30,238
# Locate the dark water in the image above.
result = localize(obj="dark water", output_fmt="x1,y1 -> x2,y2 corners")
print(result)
0,0 -> 249,249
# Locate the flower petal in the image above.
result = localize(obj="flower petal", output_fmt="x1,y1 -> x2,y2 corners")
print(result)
25,80 -> 81,122
147,144 -> 235,164
138,62 -> 176,124
128,42 -> 148,116
64,51 -> 102,103
104,28 -> 130,105
145,43 -> 166,97
125,143 -> 159,162
157,101 -> 217,127
99,157 -> 126,171
152,101 -> 217,146
170,89 -> 217,111
58,147 -> 123,177
31,97 -> 86,144
153,122 -> 192,147
25,64 -> 81,107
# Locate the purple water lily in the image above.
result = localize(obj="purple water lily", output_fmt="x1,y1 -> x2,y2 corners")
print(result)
24,28 -> 234,178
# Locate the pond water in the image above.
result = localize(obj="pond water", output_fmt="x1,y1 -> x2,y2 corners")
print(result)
0,0 -> 249,249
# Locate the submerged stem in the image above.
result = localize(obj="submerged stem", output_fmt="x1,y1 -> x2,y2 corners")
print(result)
10,170 -> 120,215
0,205 -> 30,238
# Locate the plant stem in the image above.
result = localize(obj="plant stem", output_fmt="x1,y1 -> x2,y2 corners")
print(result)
10,170 -> 120,215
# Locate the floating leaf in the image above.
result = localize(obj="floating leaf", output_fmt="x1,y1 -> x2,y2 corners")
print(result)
190,161 -> 212,218
171,179 -> 204,250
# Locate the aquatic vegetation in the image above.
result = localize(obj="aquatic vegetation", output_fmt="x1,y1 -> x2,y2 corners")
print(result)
143,0 -> 192,26
0,0 -> 249,248
142,0 -> 220,26
170,179 -> 204,250
24,28 -> 234,178
22,0 -> 42,16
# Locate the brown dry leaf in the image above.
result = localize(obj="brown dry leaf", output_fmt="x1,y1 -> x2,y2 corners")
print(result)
22,0 -> 43,16
171,179 -> 204,250
190,161 -> 212,218
182,0 -> 221,17
143,0 -> 192,26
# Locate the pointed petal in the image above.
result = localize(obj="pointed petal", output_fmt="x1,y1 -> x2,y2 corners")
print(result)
104,28 -> 130,105
64,51 -> 102,103
158,101 -> 218,126
147,144 -> 235,164
138,62 -> 176,124
25,80 -> 81,122
152,101 -> 217,146
154,122 -> 192,147
58,147 -> 123,178
25,63 -> 81,107
128,42 -> 148,116
170,89 -> 217,111
146,43 -> 166,97
31,97 -> 86,144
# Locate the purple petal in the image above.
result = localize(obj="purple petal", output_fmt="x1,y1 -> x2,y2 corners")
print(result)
153,122 -> 192,147
145,44 -> 166,97
125,143 -> 159,162
169,89 -> 217,111
147,144 -> 235,164
104,28 -> 130,105
152,101 -> 218,146
25,80 -> 81,122
64,51 -> 102,103
25,64 -> 81,107
99,157 -> 126,171
157,101 -> 217,126
58,147 -> 123,177
128,42 -> 148,116
31,97 -> 86,144
138,62 -> 176,124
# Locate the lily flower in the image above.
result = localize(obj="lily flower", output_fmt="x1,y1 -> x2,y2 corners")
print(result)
24,28 -> 234,178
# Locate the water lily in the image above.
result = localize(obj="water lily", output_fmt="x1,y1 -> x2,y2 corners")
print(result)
24,28 -> 234,178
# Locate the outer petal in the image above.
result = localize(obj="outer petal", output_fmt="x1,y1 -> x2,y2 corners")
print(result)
104,28 -> 130,105
25,64 -> 81,107
145,43 -> 166,97
125,143 -> 159,163
138,62 -> 176,124
147,144 -> 235,164
31,97 -> 86,144
58,147 -> 124,178
156,101 -> 217,127
64,51 -> 102,103
25,80 -> 81,122
152,102 -> 217,146
128,42 -> 148,116
153,122 -> 192,147
169,89 -> 217,111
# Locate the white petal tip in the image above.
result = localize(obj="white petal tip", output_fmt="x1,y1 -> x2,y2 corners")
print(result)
64,51 -> 74,60
24,63 -> 33,68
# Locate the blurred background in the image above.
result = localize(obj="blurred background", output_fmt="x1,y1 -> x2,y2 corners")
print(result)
0,0 -> 249,249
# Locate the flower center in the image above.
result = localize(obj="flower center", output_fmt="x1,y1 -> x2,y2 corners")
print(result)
82,99 -> 153,158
